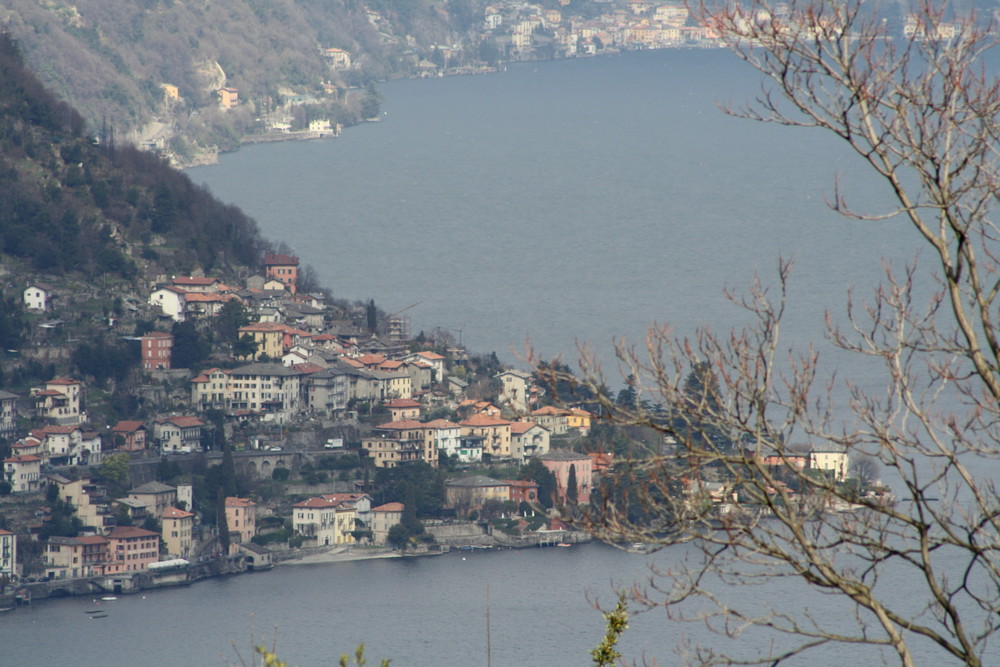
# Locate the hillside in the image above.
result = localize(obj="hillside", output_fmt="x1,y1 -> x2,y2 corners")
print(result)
0,33 -> 267,283
0,0 -> 493,163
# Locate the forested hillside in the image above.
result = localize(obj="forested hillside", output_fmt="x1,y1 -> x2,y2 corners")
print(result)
0,34 -> 266,281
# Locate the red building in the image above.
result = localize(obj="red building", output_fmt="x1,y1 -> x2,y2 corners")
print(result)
264,253 -> 299,294
505,479 -> 540,505
105,526 -> 160,574
141,331 -> 174,370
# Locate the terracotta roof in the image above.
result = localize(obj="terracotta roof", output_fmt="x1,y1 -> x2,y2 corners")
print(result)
532,406 -> 569,416
172,276 -> 218,286
113,420 -> 146,433
163,416 -> 205,428
4,455 -> 41,463
162,506 -> 194,519
385,398 -> 421,408
372,502 -> 404,512
423,419 -> 461,429
225,496 -> 255,508
294,496 -> 342,509
76,535 -> 110,545
510,421 -> 541,434
264,253 -> 299,266
48,377 -> 81,385
108,526 -> 160,539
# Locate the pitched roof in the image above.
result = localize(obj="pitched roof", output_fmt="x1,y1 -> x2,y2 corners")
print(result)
162,506 -> 194,519
108,526 -> 160,539
162,416 -> 205,428
447,475 -> 508,488
385,398 -> 421,408
510,421 -> 542,435
113,420 -> 146,433
129,481 -> 176,495
372,502 -> 405,513
264,253 -> 299,266
460,414 -> 511,427
225,496 -> 256,508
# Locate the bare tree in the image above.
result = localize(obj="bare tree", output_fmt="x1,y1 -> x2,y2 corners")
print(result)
534,3 -> 1000,665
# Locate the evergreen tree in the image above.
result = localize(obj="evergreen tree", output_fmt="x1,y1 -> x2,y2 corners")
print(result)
567,464 -> 579,504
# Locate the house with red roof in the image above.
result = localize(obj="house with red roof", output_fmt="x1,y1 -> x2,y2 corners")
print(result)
113,420 -> 148,451
362,419 -> 437,468
510,421 -> 550,462
370,502 -> 405,545
264,253 -> 299,294
292,496 -> 356,546
105,526 -> 160,574
385,398 -> 421,421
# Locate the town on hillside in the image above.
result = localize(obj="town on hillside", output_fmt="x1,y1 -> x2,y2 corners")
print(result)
0,251 -> 874,605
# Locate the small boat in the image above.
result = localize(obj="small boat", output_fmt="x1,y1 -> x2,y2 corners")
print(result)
556,543 -> 572,548
100,596 -> 117,601
90,613 -> 109,619
84,610 -> 103,614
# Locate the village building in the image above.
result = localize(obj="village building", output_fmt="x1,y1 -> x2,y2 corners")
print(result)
292,496 -> 356,546
153,416 -> 205,453
49,474 -> 116,532
459,414 -> 513,459
161,506 -> 195,558
362,419 -> 437,468
0,389 -> 16,438
105,526 -> 160,574
510,421 -> 550,462
149,285 -> 188,321
264,253 -> 299,294
23,282 -> 54,311
0,529 -> 16,580
112,420 -> 148,452
304,367 -> 350,418
539,449 -> 593,504
496,369 -> 534,413
3,455 -> 41,493
225,497 -> 257,554
385,398 -> 421,421
31,377 -> 85,425
370,502 -> 404,545
127,481 -> 177,518
446,475 -> 510,513
44,535 -> 109,579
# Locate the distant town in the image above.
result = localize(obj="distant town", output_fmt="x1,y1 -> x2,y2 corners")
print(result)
0,245 -> 877,608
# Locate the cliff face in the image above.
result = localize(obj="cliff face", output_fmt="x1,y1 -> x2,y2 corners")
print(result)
0,0 -> 486,162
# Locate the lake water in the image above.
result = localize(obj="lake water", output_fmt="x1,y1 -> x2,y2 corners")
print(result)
0,542 -> 952,665
190,48 -> 912,395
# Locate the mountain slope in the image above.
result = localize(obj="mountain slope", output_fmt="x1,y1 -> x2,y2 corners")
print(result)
0,33 -> 266,281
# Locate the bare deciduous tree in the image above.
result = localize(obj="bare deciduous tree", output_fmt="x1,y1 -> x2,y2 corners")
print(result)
535,3 -> 1000,665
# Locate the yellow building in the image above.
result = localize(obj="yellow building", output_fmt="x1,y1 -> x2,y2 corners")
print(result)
161,506 -> 194,558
